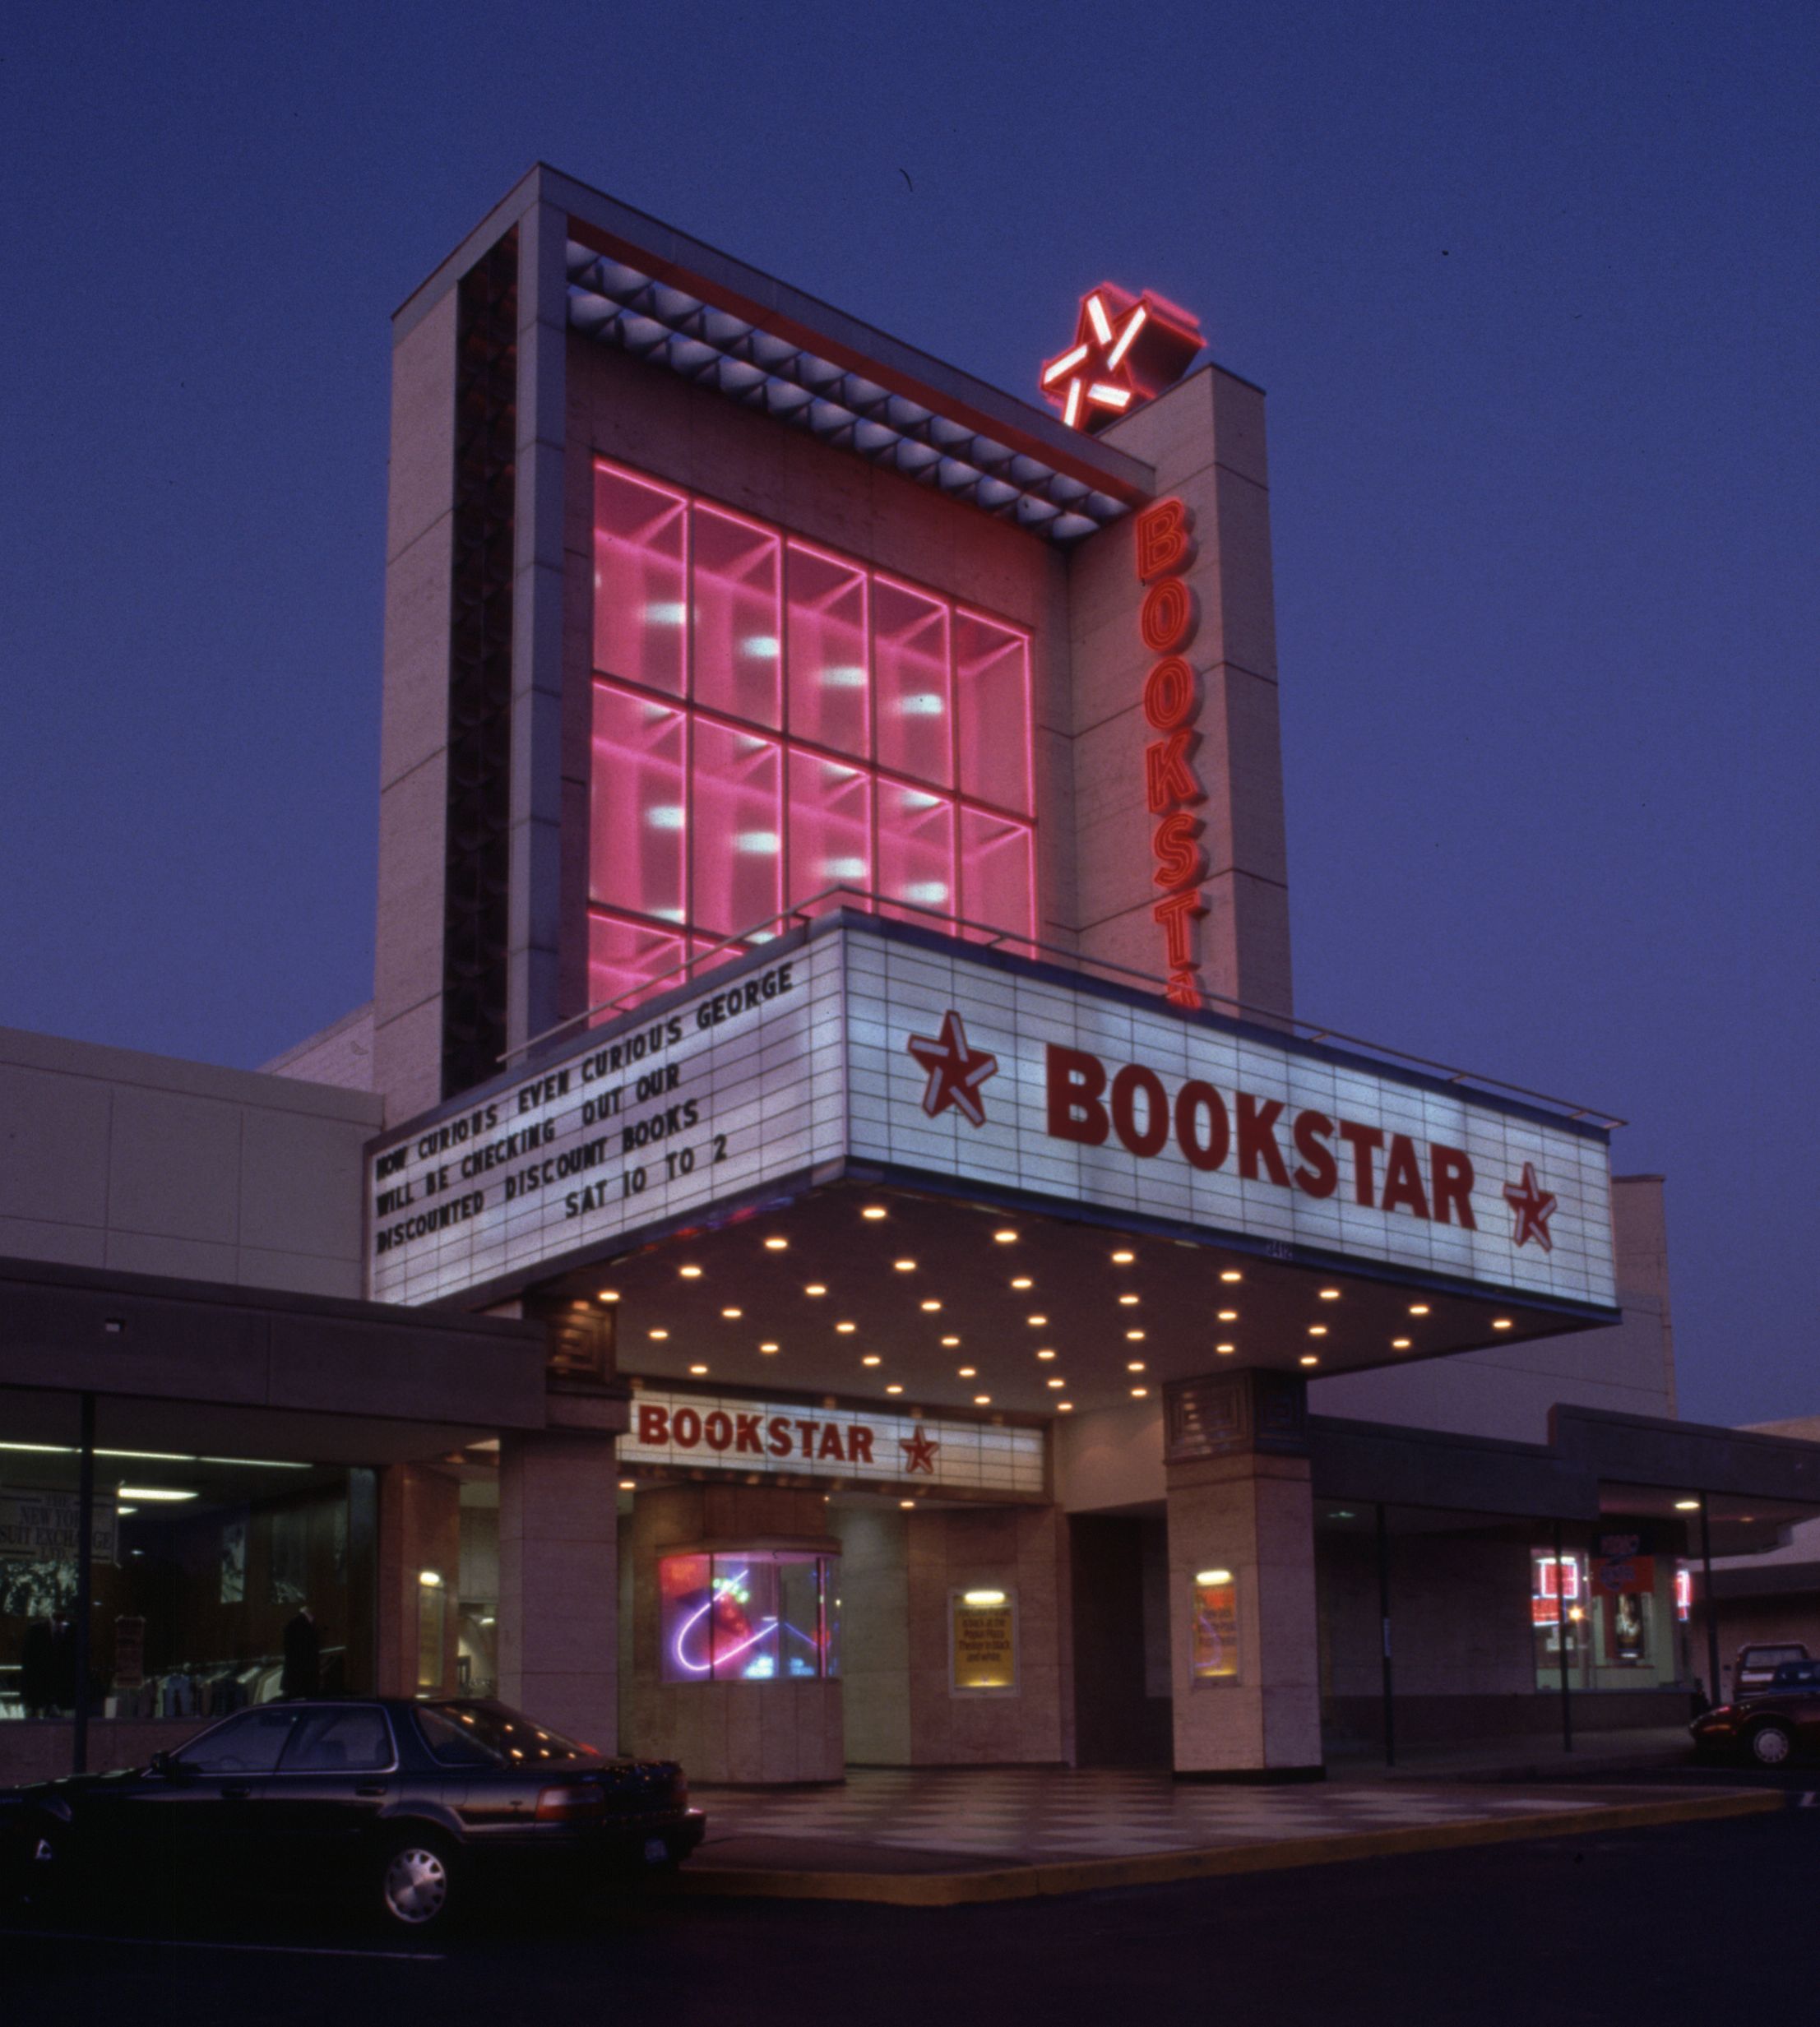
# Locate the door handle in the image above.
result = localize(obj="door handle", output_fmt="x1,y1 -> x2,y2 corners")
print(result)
355,1784 -> 387,1798
221,1783 -> 252,1799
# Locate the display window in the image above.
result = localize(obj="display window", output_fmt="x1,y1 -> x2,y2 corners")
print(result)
658,1550 -> 839,1682
589,459 -> 1036,1011
1,1395 -> 375,1725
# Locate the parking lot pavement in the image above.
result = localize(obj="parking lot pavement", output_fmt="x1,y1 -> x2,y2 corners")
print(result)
6,1797 -> 1819,2026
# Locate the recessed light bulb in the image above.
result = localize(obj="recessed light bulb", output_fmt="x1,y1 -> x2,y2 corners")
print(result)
1027,1314 -> 1048,1326
764,1237 -> 788,1251
1218,1310 -> 1238,1322
649,1328 -> 669,1341
1126,1329 -> 1146,1341
721,1307 -> 742,1319
678,1265 -> 702,1279
994,1230 -> 1018,1244
805,1284 -> 827,1297
688,1363 -> 708,1376
959,1366 -> 976,1377
974,1395 -> 991,1405
887,1384 -> 904,1395
1111,1250 -> 1135,1264
861,1206 -> 887,1220
1047,1377 -> 1065,1389
862,1354 -> 882,1367
1011,1276 -> 1033,1289
941,1335 -> 960,1347
1127,1360 -> 1146,1372
1220,1270 -> 1242,1283
1036,1348 -> 1056,1360
895,1259 -> 917,1272
836,1321 -> 856,1333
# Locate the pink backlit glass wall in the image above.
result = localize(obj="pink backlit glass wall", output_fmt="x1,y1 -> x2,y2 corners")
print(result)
590,459 -> 1036,1010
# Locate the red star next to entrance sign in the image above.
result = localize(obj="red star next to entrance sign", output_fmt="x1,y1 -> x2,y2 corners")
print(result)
1503,1163 -> 1558,1251
906,1011 -> 999,1128
1040,284 -> 1206,433
901,1427 -> 939,1475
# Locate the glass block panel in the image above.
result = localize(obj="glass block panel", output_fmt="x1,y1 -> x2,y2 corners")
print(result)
956,611 -> 1033,814
878,780 -> 956,926
594,463 -> 688,696
590,683 -> 687,921
959,808 -> 1035,949
692,720 -> 783,937
873,578 -> 952,787
787,748 -> 872,915
587,913 -> 688,1017
786,543 -> 870,760
692,505 -> 781,729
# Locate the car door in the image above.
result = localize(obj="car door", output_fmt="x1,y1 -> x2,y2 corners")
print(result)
100,1705 -> 303,1882
257,1705 -> 401,1890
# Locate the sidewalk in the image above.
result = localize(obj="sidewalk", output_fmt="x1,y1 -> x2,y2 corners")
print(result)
672,1763 -> 1776,1906
1327,1723 -> 1699,1784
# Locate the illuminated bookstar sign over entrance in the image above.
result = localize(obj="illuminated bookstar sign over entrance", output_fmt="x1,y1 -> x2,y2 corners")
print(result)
1040,285 -> 1205,433
366,915 -> 1617,1320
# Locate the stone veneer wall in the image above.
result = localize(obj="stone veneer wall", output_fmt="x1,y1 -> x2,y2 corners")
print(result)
902,1504 -> 1074,1766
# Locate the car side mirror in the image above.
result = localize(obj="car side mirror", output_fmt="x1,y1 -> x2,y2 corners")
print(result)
148,1751 -> 189,1781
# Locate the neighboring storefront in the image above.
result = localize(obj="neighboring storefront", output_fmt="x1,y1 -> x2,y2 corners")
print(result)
6,163 -> 1817,1783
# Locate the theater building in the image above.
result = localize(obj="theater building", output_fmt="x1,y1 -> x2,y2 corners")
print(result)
4,163 -> 1816,1782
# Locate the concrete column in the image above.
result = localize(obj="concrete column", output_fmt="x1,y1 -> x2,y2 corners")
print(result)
497,1430 -> 618,1747
376,1464 -> 461,1697
1067,364 -> 1293,1023
506,197 -> 570,1056
1163,1370 -> 1322,1778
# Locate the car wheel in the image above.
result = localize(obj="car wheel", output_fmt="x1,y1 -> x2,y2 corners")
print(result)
1748,1720 -> 1795,1768
377,1833 -> 458,1934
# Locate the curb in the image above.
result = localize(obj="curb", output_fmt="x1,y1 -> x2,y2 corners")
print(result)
666,1788 -> 1783,1907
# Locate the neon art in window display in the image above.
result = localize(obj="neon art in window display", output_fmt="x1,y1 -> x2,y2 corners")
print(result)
590,460 -> 1036,1011
658,1552 -> 840,1682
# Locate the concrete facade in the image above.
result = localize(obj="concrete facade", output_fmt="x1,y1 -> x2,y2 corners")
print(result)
0,1024 -> 381,1298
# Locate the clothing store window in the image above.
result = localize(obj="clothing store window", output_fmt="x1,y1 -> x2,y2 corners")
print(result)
2,1393 -> 377,1729
0,1391 -> 82,1721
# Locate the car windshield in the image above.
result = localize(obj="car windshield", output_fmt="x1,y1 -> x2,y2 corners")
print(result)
414,1701 -> 600,1768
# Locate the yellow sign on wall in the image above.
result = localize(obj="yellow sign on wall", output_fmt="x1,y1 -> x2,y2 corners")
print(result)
1191,1569 -> 1240,1683
951,1589 -> 1018,1692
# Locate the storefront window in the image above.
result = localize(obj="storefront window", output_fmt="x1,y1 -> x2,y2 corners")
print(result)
590,459 -> 1037,1011
1531,1543 -> 1675,1689
2,1395 -> 375,1726
658,1551 -> 839,1682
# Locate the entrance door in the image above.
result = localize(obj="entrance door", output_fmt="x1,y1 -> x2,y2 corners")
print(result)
1069,1515 -> 1173,1766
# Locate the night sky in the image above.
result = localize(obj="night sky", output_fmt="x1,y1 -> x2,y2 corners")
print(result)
2,4 -> 1813,1424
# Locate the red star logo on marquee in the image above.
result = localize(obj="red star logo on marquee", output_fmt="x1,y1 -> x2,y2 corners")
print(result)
905,1011 -> 999,1128
1503,1163 -> 1558,1252
1040,283 -> 1206,433
901,1428 -> 939,1476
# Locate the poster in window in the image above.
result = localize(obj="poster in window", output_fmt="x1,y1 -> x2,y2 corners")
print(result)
220,1514 -> 247,1604
1191,1570 -> 1240,1683
950,1590 -> 1017,1693
270,1507 -> 308,1606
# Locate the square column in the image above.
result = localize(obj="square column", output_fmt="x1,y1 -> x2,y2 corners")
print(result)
1164,1370 -> 1322,1779
498,1429 -> 618,1746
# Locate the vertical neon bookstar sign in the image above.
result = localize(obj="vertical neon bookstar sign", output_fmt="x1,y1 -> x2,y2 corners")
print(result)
1134,497 -> 1207,1009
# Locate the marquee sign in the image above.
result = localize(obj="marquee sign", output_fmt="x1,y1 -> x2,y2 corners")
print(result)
622,1387 -> 1046,1497
366,915 -> 1616,1314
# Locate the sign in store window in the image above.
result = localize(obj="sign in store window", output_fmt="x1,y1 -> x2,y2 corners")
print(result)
950,1588 -> 1018,1694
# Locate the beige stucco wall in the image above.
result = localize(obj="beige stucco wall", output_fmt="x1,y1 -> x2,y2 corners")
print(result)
0,1024 -> 381,1297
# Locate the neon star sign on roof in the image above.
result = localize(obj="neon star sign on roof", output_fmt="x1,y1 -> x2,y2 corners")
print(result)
1040,284 -> 1206,433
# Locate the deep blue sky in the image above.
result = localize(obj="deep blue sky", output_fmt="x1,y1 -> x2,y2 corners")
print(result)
2,3 -> 1814,1423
